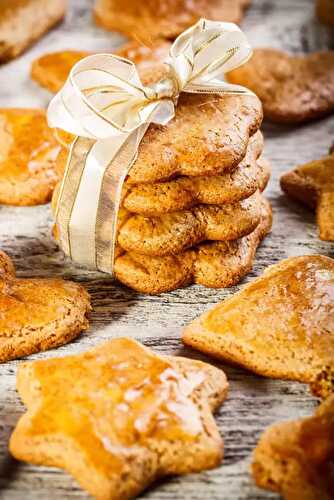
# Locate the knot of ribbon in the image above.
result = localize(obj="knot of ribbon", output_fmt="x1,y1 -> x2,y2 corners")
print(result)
47,18 -> 253,274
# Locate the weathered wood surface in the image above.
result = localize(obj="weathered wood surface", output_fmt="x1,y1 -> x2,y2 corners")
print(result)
0,0 -> 333,498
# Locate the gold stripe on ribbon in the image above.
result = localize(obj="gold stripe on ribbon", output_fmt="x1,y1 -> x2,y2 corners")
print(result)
55,137 -> 95,258
95,123 -> 149,272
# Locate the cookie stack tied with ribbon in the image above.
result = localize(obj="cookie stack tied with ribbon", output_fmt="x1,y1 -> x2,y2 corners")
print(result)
49,19 -> 272,294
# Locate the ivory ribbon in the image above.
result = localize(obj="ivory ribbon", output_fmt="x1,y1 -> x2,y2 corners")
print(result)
47,18 -> 253,273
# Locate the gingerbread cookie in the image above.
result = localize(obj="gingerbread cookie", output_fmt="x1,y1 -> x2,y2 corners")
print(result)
183,255 -> 334,398
252,395 -> 334,499
94,0 -> 251,42
0,0 -> 66,62
0,250 -> 91,363
281,153 -> 334,241
118,191 -> 263,256
123,132 -> 268,215
317,0 -> 334,26
0,108 -> 62,205
31,40 -> 171,93
128,94 -> 263,183
115,197 -> 272,294
124,156 -> 270,216
10,337 -> 228,499
227,48 -> 334,123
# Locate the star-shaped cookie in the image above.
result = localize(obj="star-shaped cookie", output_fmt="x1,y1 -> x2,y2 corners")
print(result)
281,152 -> 334,241
10,337 -> 228,500
183,255 -> 334,398
252,395 -> 334,499
0,250 -> 91,362
227,48 -> 334,123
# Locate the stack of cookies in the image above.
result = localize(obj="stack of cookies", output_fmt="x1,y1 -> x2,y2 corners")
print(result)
53,65 -> 272,295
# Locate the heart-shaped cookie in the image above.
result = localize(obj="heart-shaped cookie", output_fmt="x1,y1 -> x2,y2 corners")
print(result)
227,48 -> 334,123
183,254 -> 334,398
0,251 -> 91,362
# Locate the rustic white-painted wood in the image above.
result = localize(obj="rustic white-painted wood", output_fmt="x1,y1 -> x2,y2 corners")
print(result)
0,0 -> 333,498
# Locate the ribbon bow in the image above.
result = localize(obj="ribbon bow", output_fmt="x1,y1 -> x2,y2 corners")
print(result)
48,19 -> 252,273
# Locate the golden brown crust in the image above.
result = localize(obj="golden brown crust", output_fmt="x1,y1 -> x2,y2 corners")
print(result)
114,197 -> 272,294
124,155 -> 270,215
0,108 -> 62,206
280,153 -> 334,241
118,191 -> 263,256
0,0 -> 66,62
227,48 -> 334,123
122,132 -> 269,215
53,94 -> 263,184
127,94 -> 263,183
317,0 -> 334,26
10,337 -> 228,499
251,395 -> 334,499
183,254 -> 334,397
31,40 -> 171,93
94,0 -> 251,42
0,251 -> 91,362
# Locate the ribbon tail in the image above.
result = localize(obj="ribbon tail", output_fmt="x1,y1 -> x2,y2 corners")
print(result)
55,136 -> 95,260
55,127 -> 149,274
95,123 -> 149,273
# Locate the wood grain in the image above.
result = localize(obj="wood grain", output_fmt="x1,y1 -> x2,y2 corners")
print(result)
0,0 -> 333,498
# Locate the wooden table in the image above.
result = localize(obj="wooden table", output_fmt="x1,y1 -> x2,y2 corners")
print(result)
0,0 -> 333,498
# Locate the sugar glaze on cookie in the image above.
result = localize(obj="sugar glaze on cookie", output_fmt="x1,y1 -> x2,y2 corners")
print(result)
183,255 -> 334,397
10,338 -> 228,499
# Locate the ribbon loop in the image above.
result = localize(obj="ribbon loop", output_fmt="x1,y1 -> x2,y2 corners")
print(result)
48,18 -> 253,274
